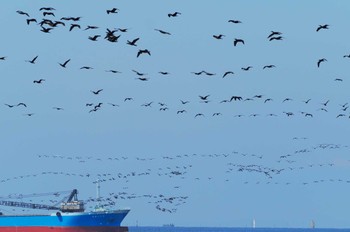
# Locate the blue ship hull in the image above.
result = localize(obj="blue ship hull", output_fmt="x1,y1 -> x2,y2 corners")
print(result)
0,209 -> 130,232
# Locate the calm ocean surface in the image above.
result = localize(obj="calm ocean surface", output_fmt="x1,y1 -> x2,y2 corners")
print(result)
128,227 -> 350,232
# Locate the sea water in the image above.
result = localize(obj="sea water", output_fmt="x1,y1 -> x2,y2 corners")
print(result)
128,227 -> 350,232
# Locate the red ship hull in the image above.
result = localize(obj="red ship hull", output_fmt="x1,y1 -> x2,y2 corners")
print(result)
0,227 -> 128,232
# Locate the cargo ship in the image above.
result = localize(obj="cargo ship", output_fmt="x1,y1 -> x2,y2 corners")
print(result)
0,188 -> 129,232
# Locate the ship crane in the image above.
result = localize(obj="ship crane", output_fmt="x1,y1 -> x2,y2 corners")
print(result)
0,189 -> 84,213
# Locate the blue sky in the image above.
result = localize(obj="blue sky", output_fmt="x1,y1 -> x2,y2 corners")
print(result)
0,0 -> 349,228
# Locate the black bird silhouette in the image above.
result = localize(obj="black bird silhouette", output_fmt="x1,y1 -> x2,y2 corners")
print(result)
322,100 -> 329,106
223,71 -> 234,78
91,89 -> 103,95
39,7 -> 55,11
4,104 -> 15,108
132,70 -> 147,76
26,18 -> 37,25
263,65 -> 276,69
43,12 -> 55,17
137,49 -> 151,57
159,71 -> 170,75
234,38 -> 244,46
136,77 -> 149,81
230,96 -> 242,101
16,10 -> 29,17
105,70 -> 121,74
17,103 -> 27,107
168,12 -> 181,17
26,55 -> 38,64
154,29 -> 171,35
303,99 -> 311,104
191,71 -> 205,75
40,27 -> 53,33
117,28 -> 129,33
61,16 -> 81,21
59,59 -> 71,68
88,35 -> 101,41
199,95 -> 210,100
127,38 -> 139,46
69,24 -> 81,31
317,58 -> 327,67
80,66 -> 93,70
241,66 -> 252,71
124,98 -> 133,102
142,102 -> 153,107
0,56 -> 6,60
267,31 -> 282,38
53,107 -> 64,110
177,110 -> 187,114
228,20 -> 242,24
316,24 -> 329,32
213,34 -> 225,39
84,25 -> 99,30
195,113 -> 204,118
269,36 -> 283,41
33,79 -> 45,84
107,8 -> 119,14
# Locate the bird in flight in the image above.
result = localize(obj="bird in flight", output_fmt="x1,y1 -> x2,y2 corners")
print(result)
40,7 -> 55,11
107,8 -> 119,14
213,34 -> 225,40
168,12 -> 181,17
59,59 -> 71,68
316,24 -> 329,32
127,38 -> 139,46
241,66 -> 252,71
84,25 -> 99,30
317,58 -> 327,67
195,113 -> 204,118
159,71 -> 170,75
155,29 -> 171,35
17,103 -> 27,107
33,79 -> 45,84
16,10 -> 29,17
26,55 -> 38,64
69,24 -> 81,31
269,36 -> 283,41
267,31 -> 282,39
43,12 -> 55,17
106,70 -> 121,74
132,70 -> 147,76
40,27 -> 53,33
228,19 -> 242,24
137,49 -> 151,57
88,35 -> 101,41
26,18 -> 37,25
234,38 -> 244,46
136,77 -> 149,81
222,71 -> 234,78
91,89 -> 103,95
263,65 -> 276,69
199,95 -> 210,100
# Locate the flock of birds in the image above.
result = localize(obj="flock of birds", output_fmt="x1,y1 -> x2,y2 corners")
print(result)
0,4 -> 349,220
0,6 -> 346,119
0,140 -> 348,214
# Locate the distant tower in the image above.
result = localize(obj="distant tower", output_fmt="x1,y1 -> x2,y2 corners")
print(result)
252,218 -> 256,228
